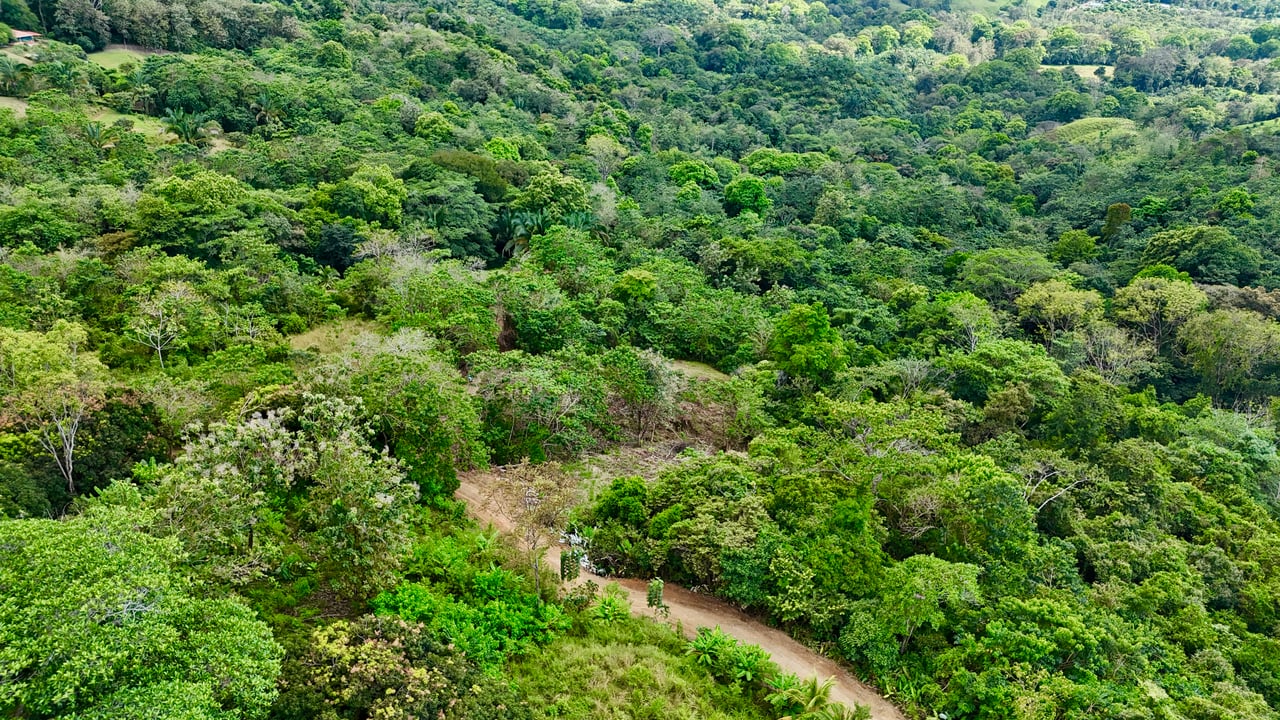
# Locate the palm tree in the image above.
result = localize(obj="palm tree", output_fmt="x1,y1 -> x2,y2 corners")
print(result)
499,208 -> 553,257
0,57 -> 28,96
251,92 -> 284,126
36,61 -> 88,95
766,676 -> 867,720
163,107 -> 206,145
779,676 -> 836,719
82,121 -> 116,152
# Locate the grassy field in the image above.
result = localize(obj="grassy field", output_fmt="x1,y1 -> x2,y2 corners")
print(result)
87,44 -> 162,70
0,95 -> 232,148
1049,116 -> 1137,146
92,107 -> 167,136
1238,115 -> 1280,132
0,98 -> 166,132
1042,64 -> 1114,79
0,46 -> 33,64
509,616 -> 770,720
946,0 -> 1050,15
669,359 -> 731,382
0,96 -> 28,116
288,319 -> 381,354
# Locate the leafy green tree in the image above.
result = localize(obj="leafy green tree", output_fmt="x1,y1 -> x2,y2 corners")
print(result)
941,338 -> 1068,407
1142,226 -> 1260,285
315,40 -> 352,69
768,303 -> 848,385
1181,105 -> 1218,138
413,111 -> 454,144
723,174 -> 771,216
877,555 -> 981,652
669,159 -> 720,187
1178,309 -> 1280,400
0,501 -> 281,719
0,321 -> 107,495
1216,188 -> 1255,218
1112,275 -> 1207,351
339,333 -> 487,499
1051,230 -> 1098,264
511,171 -> 591,219
1015,279 -> 1103,349
371,259 -> 499,355
0,199 -> 86,251
319,164 -> 407,227
959,248 -> 1057,306
1045,90 -> 1091,121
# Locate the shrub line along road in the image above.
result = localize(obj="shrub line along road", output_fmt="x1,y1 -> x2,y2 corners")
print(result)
456,475 -> 907,720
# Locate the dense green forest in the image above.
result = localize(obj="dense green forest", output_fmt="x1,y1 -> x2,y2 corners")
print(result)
4,0 -> 1280,717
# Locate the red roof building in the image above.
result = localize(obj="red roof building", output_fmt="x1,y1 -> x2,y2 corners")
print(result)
11,31 -> 41,44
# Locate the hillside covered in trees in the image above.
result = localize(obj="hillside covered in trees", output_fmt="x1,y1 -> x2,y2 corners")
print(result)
4,0 -> 1280,717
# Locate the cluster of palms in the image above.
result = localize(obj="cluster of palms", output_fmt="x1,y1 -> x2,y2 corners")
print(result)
766,676 -> 872,720
495,209 -> 601,256
0,56 -> 27,95
161,106 -> 219,145
496,208 -> 552,256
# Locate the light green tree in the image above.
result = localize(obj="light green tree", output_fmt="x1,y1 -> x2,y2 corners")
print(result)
723,174 -> 772,216
1112,276 -> 1207,350
0,501 -> 281,719
768,303 -> 848,385
1179,309 -> 1280,399
878,554 -> 981,652
0,321 -> 107,495
1015,279 -> 1103,349
585,133 -> 628,180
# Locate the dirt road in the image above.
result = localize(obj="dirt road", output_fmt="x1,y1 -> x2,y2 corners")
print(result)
456,477 -> 906,720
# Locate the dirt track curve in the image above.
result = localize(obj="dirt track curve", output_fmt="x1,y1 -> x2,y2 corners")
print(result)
456,477 -> 906,720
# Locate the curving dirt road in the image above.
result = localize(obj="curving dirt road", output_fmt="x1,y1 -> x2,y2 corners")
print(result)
456,476 -> 905,720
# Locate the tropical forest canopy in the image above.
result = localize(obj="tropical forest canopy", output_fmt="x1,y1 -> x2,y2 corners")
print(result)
4,0 -> 1280,718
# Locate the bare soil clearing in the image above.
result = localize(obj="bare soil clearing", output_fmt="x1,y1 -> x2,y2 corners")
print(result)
456,472 -> 906,720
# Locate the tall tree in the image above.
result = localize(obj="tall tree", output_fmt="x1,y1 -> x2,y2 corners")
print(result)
0,321 -> 106,495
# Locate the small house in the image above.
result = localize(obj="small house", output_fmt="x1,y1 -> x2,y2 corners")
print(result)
11,31 -> 40,45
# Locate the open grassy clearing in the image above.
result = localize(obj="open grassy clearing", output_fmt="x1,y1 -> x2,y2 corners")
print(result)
0,97 -> 172,137
1041,63 -> 1114,79
1045,116 -> 1138,148
288,318 -> 381,354
0,96 -> 28,116
0,46 -> 33,64
509,617 -> 770,720
947,0 -> 1049,15
92,107 -> 167,136
87,44 -> 164,69
668,359 -> 731,382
